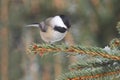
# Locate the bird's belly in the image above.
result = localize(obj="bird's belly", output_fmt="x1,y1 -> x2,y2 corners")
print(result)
40,30 -> 67,43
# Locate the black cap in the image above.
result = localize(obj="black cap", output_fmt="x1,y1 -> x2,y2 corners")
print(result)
59,14 -> 71,28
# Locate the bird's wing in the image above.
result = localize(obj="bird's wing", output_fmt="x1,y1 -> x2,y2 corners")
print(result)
39,17 -> 53,32
39,21 -> 47,32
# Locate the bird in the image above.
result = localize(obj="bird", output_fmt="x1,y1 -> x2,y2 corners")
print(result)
26,14 -> 74,45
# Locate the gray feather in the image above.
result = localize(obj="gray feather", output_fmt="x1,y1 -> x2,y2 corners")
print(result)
39,22 -> 47,32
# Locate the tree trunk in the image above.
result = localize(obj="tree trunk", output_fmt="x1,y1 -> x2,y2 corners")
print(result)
0,0 -> 9,80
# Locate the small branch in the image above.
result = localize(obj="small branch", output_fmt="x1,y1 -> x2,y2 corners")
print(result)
27,44 -> 120,60
67,69 -> 120,80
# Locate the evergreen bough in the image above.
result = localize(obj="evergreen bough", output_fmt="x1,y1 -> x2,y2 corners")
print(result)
27,21 -> 120,80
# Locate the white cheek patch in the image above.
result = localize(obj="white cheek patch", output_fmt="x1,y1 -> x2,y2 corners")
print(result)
50,16 -> 67,28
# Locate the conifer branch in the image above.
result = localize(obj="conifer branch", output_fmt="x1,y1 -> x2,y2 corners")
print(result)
27,21 -> 120,80
67,69 -> 120,80
57,61 -> 120,80
27,44 -> 120,60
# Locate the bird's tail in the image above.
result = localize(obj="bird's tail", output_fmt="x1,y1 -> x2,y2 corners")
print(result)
25,23 -> 39,28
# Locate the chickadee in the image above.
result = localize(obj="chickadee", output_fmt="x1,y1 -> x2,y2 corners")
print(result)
26,14 -> 71,44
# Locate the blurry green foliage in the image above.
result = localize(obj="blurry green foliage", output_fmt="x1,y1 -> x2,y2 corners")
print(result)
1,0 -> 120,80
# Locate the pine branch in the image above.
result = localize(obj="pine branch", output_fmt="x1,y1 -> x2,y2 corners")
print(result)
69,57 -> 120,70
27,43 -> 120,80
27,21 -> 120,80
27,44 -> 120,60
65,69 -> 120,80
57,59 -> 120,80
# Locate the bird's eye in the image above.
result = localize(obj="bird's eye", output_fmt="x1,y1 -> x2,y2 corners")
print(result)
54,26 -> 67,33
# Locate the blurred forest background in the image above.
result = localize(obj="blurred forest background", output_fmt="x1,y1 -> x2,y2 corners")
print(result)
0,0 -> 120,80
